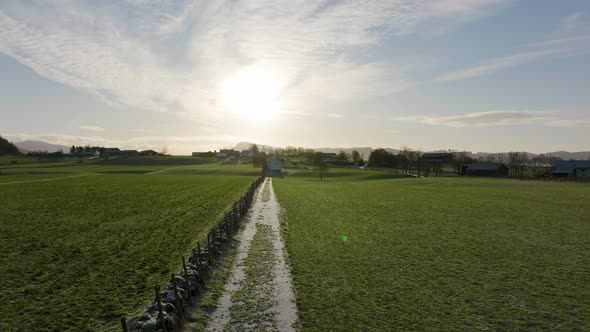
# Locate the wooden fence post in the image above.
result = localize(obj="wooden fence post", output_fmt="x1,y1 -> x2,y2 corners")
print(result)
155,284 -> 166,332
120,316 -> 127,332
182,256 -> 192,302
171,273 -> 184,318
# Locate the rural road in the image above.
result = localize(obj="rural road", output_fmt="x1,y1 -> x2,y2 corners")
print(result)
207,178 -> 298,331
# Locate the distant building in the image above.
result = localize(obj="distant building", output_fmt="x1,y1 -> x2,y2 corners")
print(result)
192,151 -> 213,157
266,156 -> 282,177
101,148 -> 121,156
219,149 -> 240,157
465,163 -> 509,176
121,150 -> 138,156
321,152 -> 338,159
268,156 -> 282,171
552,160 -> 590,177
139,150 -> 158,156
421,152 -> 453,164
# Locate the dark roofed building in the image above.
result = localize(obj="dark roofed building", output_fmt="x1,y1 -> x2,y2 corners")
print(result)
220,149 -> 240,157
466,163 -> 509,176
421,152 -> 453,164
101,148 -> 121,156
321,152 -> 338,159
552,160 -> 590,177
121,150 -> 138,156
139,150 -> 158,156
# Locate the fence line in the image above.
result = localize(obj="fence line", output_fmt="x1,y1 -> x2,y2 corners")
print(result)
122,176 -> 265,332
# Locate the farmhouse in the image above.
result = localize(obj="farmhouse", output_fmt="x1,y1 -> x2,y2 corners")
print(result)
266,156 -> 282,177
268,156 -> 282,171
220,149 -> 240,157
552,160 -> 590,177
465,163 -> 509,176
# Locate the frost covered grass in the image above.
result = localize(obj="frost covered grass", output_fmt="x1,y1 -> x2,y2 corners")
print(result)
0,161 -> 259,331
274,172 -> 590,331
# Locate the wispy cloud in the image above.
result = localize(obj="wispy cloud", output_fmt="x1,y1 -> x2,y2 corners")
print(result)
79,125 -> 105,132
395,110 -> 548,127
434,49 -> 564,82
395,110 -> 590,128
0,1 -> 508,124
435,11 -> 590,82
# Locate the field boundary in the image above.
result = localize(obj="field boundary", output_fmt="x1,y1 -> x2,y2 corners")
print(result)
123,176 -> 265,332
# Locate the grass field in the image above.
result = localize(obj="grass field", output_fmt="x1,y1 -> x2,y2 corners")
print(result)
274,169 -> 590,331
0,157 -> 260,331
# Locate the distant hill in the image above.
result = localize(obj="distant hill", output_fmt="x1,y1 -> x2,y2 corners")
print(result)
14,140 -> 70,153
545,151 -> 590,160
471,151 -> 590,161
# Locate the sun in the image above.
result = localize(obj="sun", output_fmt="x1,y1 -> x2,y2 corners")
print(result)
221,65 -> 283,121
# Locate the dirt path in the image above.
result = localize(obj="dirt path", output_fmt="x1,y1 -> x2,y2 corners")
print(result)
206,178 -> 297,331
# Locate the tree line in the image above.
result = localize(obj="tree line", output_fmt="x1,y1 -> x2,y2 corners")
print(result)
70,145 -> 106,154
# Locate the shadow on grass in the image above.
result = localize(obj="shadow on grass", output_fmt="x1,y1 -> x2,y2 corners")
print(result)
170,169 -> 262,177
98,170 -> 152,174
0,171 -> 75,175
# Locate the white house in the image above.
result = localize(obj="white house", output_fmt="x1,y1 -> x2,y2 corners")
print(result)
268,156 -> 282,171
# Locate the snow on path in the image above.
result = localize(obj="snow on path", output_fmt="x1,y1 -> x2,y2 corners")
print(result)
206,178 -> 297,331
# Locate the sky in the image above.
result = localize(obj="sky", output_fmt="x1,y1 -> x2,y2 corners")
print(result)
1,0 -> 589,155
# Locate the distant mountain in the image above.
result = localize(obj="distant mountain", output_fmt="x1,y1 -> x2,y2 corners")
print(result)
14,140 -> 70,153
471,151 -> 590,161
545,151 -> 590,160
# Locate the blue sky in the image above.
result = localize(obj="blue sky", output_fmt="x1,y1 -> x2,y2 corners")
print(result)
1,0 -> 589,154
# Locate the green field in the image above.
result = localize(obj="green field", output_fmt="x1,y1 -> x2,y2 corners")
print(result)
274,169 -> 590,331
0,157 -> 259,331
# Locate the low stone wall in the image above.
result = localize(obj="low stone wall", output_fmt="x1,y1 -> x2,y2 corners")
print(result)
122,176 -> 265,332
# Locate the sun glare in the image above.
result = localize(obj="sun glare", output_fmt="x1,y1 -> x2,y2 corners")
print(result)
221,65 -> 283,121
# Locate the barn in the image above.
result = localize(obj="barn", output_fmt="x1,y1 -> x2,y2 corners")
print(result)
465,163 -> 509,176
552,160 -> 590,177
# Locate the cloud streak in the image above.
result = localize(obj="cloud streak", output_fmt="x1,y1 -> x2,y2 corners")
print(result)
80,125 -> 105,132
435,11 -> 590,82
0,0 -> 509,123
395,110 -> 590,128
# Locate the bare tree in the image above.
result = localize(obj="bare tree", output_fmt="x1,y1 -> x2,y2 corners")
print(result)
507,152 -> 529,178
351,150 -> 361,164
314,152 -> 328,181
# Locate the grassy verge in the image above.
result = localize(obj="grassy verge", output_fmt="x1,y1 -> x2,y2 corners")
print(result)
274,172 -> 590,330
